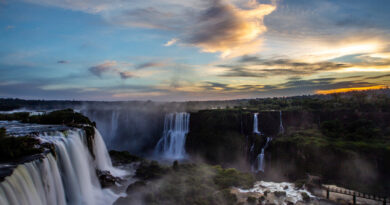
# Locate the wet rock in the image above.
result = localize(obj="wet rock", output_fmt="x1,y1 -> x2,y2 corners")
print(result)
301,192 -> 310,202
96,170 -> 121,188
274,191 -> 286,197
286,200 -> 294,205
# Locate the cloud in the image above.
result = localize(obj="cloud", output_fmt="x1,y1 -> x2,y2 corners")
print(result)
135,61 -> 167,69
89,61 -> 117,77
5,25 -> 15,30
219,56 -> 350,77
57,60 -> 68,64
164,38 -> 178,46
24,0 -> 276,58
180,0 -> 276,58
364,74 -> 390,80
119,71 -> 135,79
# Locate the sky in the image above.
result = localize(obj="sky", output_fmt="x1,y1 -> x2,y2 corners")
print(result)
0,0 -> 390,101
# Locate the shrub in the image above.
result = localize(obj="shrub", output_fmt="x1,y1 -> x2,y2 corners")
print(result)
213,166 -> 255,189
0,136 -> 43,162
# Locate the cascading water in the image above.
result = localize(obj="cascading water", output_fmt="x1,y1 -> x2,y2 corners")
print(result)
93,128 -> 127,176
154,112 -> 190,160
279,111 -> 284,134
253,113 -> 261,134
254,137 -> 272,172
0,129 -> 121,205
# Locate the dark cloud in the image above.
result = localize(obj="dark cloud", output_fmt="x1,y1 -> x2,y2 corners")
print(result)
200,81 -> 233,91
135,61 -> 166,69
119,71 -> 135,80
57,60 -> 68,64
88,61 -> 116,77
219,56 -> 349,78
196,77 -> 381,99
364,74 -> 390,80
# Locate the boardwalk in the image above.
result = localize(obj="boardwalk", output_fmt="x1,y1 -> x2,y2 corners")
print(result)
322,185 -> 388,205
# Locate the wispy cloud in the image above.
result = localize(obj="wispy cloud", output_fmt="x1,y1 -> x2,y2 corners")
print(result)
57,60 -> 68,64
119,71 -> 135,79
89,61 -> 117,77
218,56 -> 350,77
135,61 -> 167,69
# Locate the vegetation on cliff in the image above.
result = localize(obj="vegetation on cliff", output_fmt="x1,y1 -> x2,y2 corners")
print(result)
269,125 -> 390,195
243,89 -> 390,112
0,109 -> 97,161
0,128 -> 44,162
116,160 -> 254,205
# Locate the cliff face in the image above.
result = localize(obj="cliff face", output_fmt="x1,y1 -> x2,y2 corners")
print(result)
186,110 -> 268,166
185,109 -> 390,194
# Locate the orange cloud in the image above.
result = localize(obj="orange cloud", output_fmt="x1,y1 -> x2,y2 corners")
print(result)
315,85 -> 388,95
181,0 -> 276,58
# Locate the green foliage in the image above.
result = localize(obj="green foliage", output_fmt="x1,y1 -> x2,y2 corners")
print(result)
321,120 -> 343,138
0,136 -> 43,162
213,166 -> 255,189
321,119 -> 382,140
243,89 -> 390,112
121,162 -> 254,205
28,109 -> 93,126
0,109 -> 94,126
0,112 -> 30,121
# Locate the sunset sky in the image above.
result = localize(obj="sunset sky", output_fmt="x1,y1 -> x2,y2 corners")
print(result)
1,0 -> 390,101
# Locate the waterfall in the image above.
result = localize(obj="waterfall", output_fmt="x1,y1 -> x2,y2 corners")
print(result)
93,128 -> 127,176
0,154 -> 66,205
109,110 -> 120,145
279,111 -> 284,134
253,113 -> 260,134
254,137 -> 272,172
154,112 -> 190,160
0,129 -> 120,205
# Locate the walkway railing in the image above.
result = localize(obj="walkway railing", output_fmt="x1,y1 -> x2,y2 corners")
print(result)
323,185 -> 389,205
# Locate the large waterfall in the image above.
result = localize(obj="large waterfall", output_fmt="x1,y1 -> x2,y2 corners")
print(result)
253,113 -> 261,134
0,129 -> 121,205
154,112 -> 190,160
254,137 -> 272,172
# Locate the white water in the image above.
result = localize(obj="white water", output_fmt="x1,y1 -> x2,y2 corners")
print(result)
279,111 -> 284,134
238,181 -> 315,204
253,113 -> 261,134
0,129 -> 121,205
254,137 -> 271,172
155,112 -> 190,160
93,128 -> 127,177
0,154 -> 66,205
